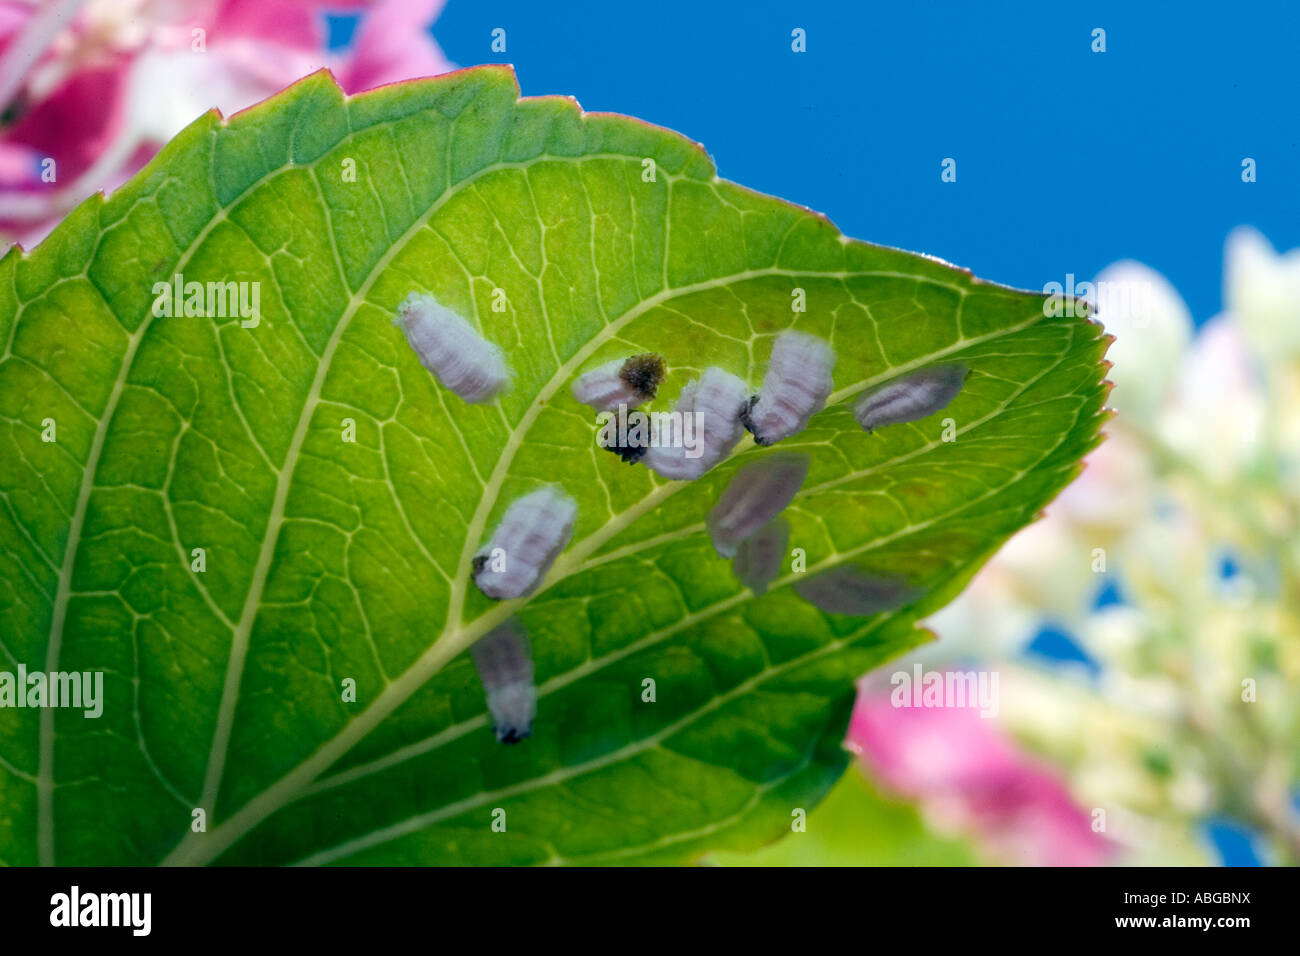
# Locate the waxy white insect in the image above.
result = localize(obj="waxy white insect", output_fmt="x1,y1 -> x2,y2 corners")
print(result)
854,364 -> 968,432
642,367 -> 749,480
394,292 -> 509,404
473,485 -> 578,600
741,331 -> 836,445
470,618 -> 536,744
794,565 -> 916,616
732,517 -> 790,595
572,352 -> 666,412
707,453 -> 809,558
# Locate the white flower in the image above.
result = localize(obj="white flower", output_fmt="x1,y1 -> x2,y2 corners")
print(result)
922,517 -> 1095,660
1224,227 -> 1300,360
1077,605 -> 1145,671
1051,427 -> 1154,538
1157,315 -> 1266,486
1114,505 -> 1212,612
923,429 -> 1154,662
1091,261 -> 1193,426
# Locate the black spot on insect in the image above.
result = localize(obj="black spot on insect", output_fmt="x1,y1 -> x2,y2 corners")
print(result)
471,554 -> 489,574
498,727 -> 530,745
601,439 -> 648,464
738,394 -> 776,446
618,352 -> 666,401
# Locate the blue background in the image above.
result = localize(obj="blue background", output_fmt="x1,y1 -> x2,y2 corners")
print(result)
408,0 -> 1300,328
331,1 -> 1292,865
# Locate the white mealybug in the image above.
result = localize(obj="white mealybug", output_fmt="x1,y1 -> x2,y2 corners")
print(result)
642,367 -> 749,481
732,517 -> 790,595
741,331 -> 836,446
707,453 -> 809,558
793,565 -> 917,616
472,485 -> 577,600
394,292 -> 509,404
854,364 -> 968,432
572,352 -> 666,412
470,618 -> 536,744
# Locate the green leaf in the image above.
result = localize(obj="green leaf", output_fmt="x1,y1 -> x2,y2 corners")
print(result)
0,66 -> 1108,866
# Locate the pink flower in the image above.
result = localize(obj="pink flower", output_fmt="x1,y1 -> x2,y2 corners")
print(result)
333,0 -> 451,95
848,687 -> 1112,866
0,0 -> 453,247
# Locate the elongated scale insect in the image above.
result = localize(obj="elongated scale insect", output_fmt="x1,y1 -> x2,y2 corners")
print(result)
472,485 -> 577,600
707,453 -> 809,558
854,364 -> 968,432
394,292 -> 509,404
470,618 -> 536,744
642,367 -> 749,480
572,352 -> 666,411
732,517 -> 790,594
793,565 -> 916,616
741,331 -> 836,445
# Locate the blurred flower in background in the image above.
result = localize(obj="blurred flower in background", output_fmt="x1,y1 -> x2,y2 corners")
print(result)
0,0 -> 453,248
849,229 -> 1300,866
849,690 -> 1112,866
